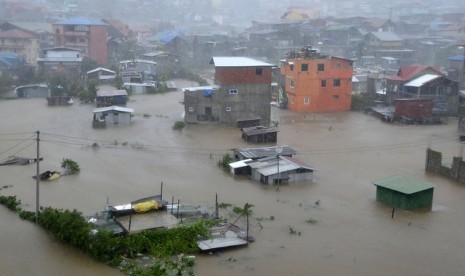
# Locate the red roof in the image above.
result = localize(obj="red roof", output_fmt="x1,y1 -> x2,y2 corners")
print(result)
0,29 -> 37,39
388,64 -> 442,81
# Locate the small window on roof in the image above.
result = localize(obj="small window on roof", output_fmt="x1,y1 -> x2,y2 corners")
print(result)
226,107 -> 232,112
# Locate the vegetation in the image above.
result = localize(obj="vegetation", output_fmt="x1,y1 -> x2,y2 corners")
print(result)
173,121 -> 186,131
0,194 -> 213,275
61,158 -> 80,174
351,92 -> 375,111
305,218 -> 318,224
217,153 -> 233,169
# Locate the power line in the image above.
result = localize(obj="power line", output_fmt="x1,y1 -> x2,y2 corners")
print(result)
0,133 -> 36,156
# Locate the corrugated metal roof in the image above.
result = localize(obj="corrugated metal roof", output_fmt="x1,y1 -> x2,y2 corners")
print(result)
211,57 -> 274,67
404,74 -> 441,87
229,159 -> 252,169
96,89 -> 127,97
87,67 -> 116,74
93,106 -> 133,113
373,175 -> 434,194
235,146 -> 296,159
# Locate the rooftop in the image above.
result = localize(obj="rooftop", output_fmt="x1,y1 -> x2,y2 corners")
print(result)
404,74 -> 441,87
210,57 -> 274,68
373,175 -> 434,194
54,17 -> 107,26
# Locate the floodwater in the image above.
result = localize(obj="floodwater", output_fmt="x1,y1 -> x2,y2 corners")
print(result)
1,79 -> 465,276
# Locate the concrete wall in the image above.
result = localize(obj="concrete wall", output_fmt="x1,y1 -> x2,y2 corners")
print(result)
184,83 -> 271,125
425,148 -> 465,183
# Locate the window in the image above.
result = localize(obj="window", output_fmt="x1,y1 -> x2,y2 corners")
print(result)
301,64 -> 308,71
317,64 -> 324,71
336,63 -> 341,69
321,80 -> 326,88
290,64 -> 294,71
226,107 -> 232,112
188,107 -> 194,112
333,95 -> 339,100
304,97 -> 310,105
333,79 -> 341,87
290,80 -> 295,88
256,68 -> 263,75
229,89 -> 238,94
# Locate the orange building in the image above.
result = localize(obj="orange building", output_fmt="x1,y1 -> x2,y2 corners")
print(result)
280,47 -> 353,113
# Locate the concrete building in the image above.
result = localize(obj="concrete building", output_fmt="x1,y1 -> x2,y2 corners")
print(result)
36,47 -> 82,78
0,26 -> 39,65
52,17 -> 108,65
280,46 -> 353,113
183,57 -> 274,125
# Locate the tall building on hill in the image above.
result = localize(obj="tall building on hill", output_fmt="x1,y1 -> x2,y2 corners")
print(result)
52,17 -> 108,65
280,46 -> 353,113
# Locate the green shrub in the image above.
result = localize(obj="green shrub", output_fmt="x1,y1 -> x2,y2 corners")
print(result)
61,158 -> 80,174
173,121 -> 186,131
217,153 -> 233,168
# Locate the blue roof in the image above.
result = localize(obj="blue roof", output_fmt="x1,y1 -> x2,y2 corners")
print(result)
149,29 -> 186,45
0,53 -> 25,69
54,17 -> 107,26
449,55 -> 465,61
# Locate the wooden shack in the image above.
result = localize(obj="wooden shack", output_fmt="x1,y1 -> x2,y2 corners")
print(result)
373,175 -> 434,210
241,126 -> 277,143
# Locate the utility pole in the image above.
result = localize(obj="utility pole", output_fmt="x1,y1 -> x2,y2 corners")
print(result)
35,131 -> 40,223
276,153 -> 280,191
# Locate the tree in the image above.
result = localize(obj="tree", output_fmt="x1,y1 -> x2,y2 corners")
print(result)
61,158 -> 80,174
81,57 -> 99,74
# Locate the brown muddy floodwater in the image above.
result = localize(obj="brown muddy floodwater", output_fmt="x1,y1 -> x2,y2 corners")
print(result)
1,79 -> 465,276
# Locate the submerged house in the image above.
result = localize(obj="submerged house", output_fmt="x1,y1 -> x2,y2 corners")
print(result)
87,67 -> 116,82
233,145 -> 296,161
92,106 -> 134,128
373,175 -> 434,210
96,87 -> 128,107
241,126 -> 278,143
230,154 -> 316,185
249,156 -> 316,184
14,84 -> 49,98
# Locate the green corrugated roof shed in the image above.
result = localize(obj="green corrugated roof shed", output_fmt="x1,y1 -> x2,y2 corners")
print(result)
373,175 -> 435,210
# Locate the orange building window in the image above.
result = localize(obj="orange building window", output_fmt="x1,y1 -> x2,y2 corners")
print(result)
321,80 -> 326,87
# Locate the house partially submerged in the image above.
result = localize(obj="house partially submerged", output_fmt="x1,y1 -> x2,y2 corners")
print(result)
87,67 -> 116,82
92,105 -> 134,128
96,86 -> 128,107
14,84 -> 49,98
373,175 -> 434,210
249,156 -> 316,184
233,145 -> 296,161
230,154 -> 316,185
241,126 -> 278,143
36,47 -> 82,78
